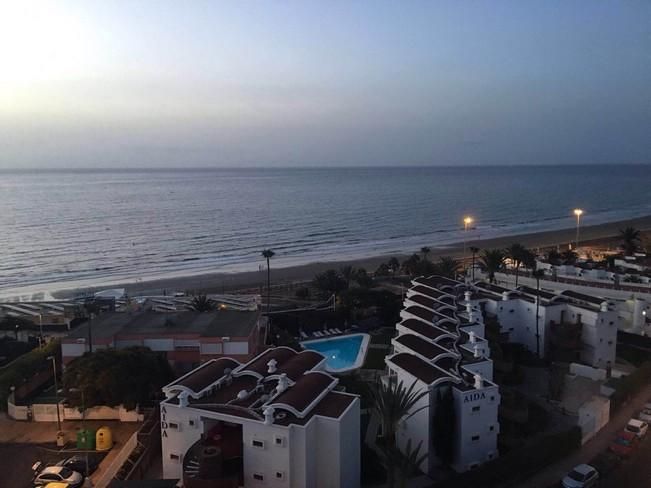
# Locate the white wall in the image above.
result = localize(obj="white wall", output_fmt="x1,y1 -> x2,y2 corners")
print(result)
224,341 -> 249,355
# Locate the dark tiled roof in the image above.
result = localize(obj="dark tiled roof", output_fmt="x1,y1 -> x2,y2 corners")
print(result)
394,334 -> 452,360
271,371 -> 336,414
388,353 -> 451,385
408,294 -> 456,312
414,276 -> 462,289
561,290 -> 606,305
67,310 -> 260,340
273,391 -> 356,426
171,357 -> 240,392
188,375 -> 258,405
275,351 -> 325,381
241,347 -> 298,377
411,285 -> 451,300
399,319 -> 451,341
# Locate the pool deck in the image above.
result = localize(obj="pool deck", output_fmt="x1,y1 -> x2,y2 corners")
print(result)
300,333 -> 370,374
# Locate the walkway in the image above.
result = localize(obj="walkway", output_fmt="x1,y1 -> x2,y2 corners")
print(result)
522,383 -> 651,488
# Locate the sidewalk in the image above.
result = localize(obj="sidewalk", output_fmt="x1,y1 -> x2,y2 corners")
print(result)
522,383 -> 651,488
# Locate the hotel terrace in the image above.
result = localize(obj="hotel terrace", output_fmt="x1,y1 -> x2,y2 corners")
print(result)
160,347 -> 360,488
386,276 -> 500,473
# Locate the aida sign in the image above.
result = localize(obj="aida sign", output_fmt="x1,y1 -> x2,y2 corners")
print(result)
463,392 -> 486,403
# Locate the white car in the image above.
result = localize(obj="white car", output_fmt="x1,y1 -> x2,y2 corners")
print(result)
638,408 -> 651,423
625,418 -> 648,438
32,463 -> 83,488
561,464 -> 599,488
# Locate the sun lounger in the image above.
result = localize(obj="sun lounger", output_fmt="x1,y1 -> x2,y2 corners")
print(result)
300,331 -> 308,339
313,331 -> 323,337
329,328 -> 338,335
333,328 -> 343,334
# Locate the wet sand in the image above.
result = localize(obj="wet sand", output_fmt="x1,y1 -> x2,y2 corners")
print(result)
53,215 -> 651,299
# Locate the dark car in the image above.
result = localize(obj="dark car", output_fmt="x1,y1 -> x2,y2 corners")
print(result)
56,455 -> 102,477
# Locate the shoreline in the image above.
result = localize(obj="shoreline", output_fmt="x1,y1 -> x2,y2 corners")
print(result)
46,214 -> 651,300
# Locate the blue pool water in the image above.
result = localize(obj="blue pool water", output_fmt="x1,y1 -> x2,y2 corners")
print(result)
302,335 -> 365,371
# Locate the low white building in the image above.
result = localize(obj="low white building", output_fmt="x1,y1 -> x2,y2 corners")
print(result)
160,347 -> 360,488
470,283 -> 619,369
386,276 -> 500,473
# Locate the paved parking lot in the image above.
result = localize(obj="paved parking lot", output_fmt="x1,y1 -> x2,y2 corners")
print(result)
599,431 -> 651,487
0,443 -> 60,488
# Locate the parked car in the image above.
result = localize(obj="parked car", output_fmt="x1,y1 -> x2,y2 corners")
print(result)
32,463 -> 82,488
625,418 -> 648,438
561,464 -> 599,488
44,483 -> 70,488
56,455 -> 101,477
638,408 -> 651,422
609,431 -> 640,457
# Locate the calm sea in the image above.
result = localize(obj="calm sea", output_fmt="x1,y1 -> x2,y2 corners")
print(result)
1,165 -> 650,298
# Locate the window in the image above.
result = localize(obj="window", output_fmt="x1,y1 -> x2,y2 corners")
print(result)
169,422 -> 180,430
472,406 -> 480,413
253,473 -> 264,481
169,453 -> 181,461
189,419 -> 196,427
489,425 -> 495,432
490,395 -> 495,402
276,471 -> 285,480
608,340 -> 613,345
252,439 -> 265,449
274,435 -> 285,447
472,435 -> 480,441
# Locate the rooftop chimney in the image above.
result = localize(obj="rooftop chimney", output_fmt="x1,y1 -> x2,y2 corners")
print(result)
276,373 -> 289,394
473,373 -> 482,390
263,406 -> 275,426
473,344 -> 481,358
469,331 -> 476,343
267,359 -> 278,374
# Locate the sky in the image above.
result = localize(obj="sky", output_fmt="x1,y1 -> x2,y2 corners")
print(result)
0,0 -> 649,168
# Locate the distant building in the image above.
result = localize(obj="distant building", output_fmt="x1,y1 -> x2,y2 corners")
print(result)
61,310 -> 267,373
471,282 -> 618,368
160,347 -> 360,488
387,276 -> 500,473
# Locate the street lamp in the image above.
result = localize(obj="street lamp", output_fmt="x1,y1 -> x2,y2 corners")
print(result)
47,355 -> 62,433
463,216 -> 474,272
573,209 -> 584,249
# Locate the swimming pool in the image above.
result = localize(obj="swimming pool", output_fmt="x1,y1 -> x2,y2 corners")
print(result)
300,333 -> 370,374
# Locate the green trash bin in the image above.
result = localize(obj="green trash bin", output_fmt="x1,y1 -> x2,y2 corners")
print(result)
76,428 -> 96,450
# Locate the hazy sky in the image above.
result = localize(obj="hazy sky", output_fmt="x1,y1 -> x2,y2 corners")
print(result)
1,1 -> 649,168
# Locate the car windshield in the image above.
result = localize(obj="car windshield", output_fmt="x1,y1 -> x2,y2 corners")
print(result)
567,470 -> 585,481
627,425 -> 640,433
58,467 -> 73,478
615,437 -> 631,446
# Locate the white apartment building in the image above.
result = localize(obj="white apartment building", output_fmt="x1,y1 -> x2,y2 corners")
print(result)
470,283 -> 618,369
160,347 -> 360,488
386,276 -> 501,474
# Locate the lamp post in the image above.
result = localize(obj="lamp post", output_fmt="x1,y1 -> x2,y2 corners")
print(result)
38,314 -> 43,348
46,355 -> 62,432
463,216 -> 473,272
574,209 -> 584,250
69,387 -> 91,486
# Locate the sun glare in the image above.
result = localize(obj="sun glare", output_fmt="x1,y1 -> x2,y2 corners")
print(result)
0,3 -> 93,84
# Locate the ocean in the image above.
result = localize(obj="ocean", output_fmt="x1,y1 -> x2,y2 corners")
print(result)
1,165 -> 650,298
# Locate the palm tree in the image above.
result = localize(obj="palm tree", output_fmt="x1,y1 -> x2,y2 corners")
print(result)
469,246 -> 480,281
435,256 -> 460,279
388,257 -> 401,274
339,265 -> 356,289
190,294 -> 215,312
261,249 -> 275,313
561,249 -> 577,265
620,227 -> 642,255
394,439 -> 428,488
506,243 -> 527,287
546,249 -> 562,265
481,249 -> 505,284
420,246 -> 431,261
532,269 -> 545,358
402,253 -> 421,277
368,377 -> 429,488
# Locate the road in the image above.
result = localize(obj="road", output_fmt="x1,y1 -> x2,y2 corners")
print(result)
600,431 -> 651,487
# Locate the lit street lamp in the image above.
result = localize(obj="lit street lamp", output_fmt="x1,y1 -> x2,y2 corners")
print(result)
463,216 -> 474,272
574,209 -> 584,249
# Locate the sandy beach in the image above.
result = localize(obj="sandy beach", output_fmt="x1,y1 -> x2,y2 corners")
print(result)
50,215 -> 651,300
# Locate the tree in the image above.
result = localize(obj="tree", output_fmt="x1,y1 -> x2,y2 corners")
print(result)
532,269 -> 545,358
434,256 -> 460,279
189,294 -> 215,312
561,249 -> 577,265
388,257 -> 401,274
63,347 -> 173,410
339,265 -> 356,289
506,243 -> 528,287
312,269 -> 347,297
368,377 -> 429,488
394,439 -> 428,488
353,268 -> 374,288
620,227 -> 642,255
261,249 -> 275,313
402,254 -> 422,277
375,263 -> 391,277
420,246 -> 431,261
522,249 -> 537,272
481,249 -> 505,284
469,246 -> 480,281
546,249 -> 562,265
